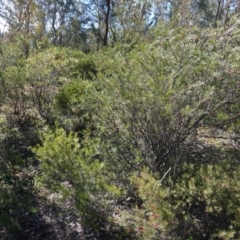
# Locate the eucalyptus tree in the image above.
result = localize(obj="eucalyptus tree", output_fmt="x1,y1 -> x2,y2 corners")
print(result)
0,0 -> 45,57
165,0 -> 236,28
40,0 -> 84,47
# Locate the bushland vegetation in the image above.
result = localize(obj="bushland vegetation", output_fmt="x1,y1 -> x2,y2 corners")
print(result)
0,0 -> 240,239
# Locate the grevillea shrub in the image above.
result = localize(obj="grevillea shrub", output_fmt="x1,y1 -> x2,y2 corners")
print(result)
113,160 -> 240,239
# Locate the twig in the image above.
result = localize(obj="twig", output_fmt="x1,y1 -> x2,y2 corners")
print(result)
144,167 -> 171,203
158,167 -> 172,184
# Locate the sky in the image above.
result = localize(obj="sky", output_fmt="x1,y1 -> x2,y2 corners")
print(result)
0,17 -> 7,32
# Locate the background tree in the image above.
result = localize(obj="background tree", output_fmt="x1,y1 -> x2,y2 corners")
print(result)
0,0 -> 46,56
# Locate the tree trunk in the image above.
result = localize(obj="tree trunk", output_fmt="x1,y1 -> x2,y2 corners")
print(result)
103,0 -> 110,46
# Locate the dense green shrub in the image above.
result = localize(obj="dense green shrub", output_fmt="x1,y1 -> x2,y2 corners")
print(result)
54,79 -> 98,134
32,127 -> 122,228
113,160 -> 240,239
25,47 -> 97,124
92,25 -> 240,175
170,161 -> 240,239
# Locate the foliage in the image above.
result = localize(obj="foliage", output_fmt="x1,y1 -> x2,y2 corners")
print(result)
92,25 -> 240,177
54,79 -> 98,134
32,127 -> 122,228
0,46 -> 96,127
169,160 -> 240,239
25,47 -> 96,123
1,3 -> 240,239
112,168 -> 173,240
0,116 -> 37,236
114,160 -> 240,239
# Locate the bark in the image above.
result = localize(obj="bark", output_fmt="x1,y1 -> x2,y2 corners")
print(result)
103,0 -> 110,46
